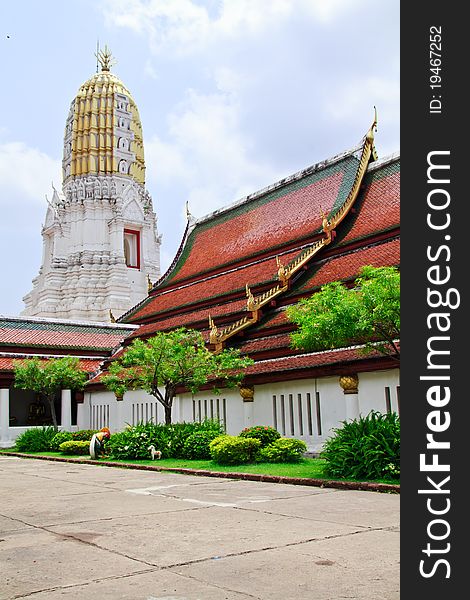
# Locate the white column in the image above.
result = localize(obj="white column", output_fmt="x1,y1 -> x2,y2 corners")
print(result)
0,388 -> 11,446
61,389 -> 72,431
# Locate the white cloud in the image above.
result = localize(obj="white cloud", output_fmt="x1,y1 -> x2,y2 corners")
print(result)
145,88 -> 279,220
102,0 -> 365,56
0,142 -> 61,205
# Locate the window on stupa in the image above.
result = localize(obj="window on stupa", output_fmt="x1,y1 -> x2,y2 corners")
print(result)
124,229 -> 140,269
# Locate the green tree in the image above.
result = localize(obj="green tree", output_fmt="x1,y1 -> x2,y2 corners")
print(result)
287,265 -> 400,361
13,356 -> 88,430
101,327 -> 254,424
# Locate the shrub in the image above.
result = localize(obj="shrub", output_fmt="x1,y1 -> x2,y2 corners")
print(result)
182,429 -> 222,459
15,426 -> 57,452
165,420 -> 225,458
107,421 -> 161,460
239,425 -> 281,448
50,431 -> 73,451
259,437 -> 307,463
106,419 -> 225,461
321,411 -> 400,481
209,435 -> 261,465
72,429 -> 99,441
59,440 -> 90,455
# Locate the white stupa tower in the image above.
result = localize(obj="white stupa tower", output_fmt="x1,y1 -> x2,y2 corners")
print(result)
22,47 -> 161,322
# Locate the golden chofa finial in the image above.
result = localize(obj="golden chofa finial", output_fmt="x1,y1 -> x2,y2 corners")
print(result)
109,309 -> 116,323
366,106 -> 378,143
208,315 -> 219,344
246,284 -> 256,312
95,45 -> 116,72
147,274 -> 153,293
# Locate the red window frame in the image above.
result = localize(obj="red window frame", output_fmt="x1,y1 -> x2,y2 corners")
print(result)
124,228 -> 141,270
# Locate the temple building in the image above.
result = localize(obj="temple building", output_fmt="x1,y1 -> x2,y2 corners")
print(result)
85,115 -> 400,453
22,47 -> 161,323
0,47 -> 399,449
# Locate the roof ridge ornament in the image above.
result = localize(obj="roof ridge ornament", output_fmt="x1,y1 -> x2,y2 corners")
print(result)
366,106 -> 378,144
95,45 -> 116,72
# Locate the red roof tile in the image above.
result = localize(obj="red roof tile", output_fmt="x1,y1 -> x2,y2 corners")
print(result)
128,248 -> 301,322
339,161 -> 400,245
162,155 -> 362,287
0,318 -> 135,351
0,356 -> 103,373
296,238 -> 400,294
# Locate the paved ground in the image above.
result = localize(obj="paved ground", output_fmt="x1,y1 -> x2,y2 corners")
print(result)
0,456 -> 399,600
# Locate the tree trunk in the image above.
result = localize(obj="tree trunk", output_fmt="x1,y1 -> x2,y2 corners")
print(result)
46,394 -> 59,430
164,403 -> 172,425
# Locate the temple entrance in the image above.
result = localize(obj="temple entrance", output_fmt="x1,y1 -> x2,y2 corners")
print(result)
9,388 -> 62,427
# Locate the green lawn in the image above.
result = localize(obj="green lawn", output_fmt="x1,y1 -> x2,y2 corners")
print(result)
1,450 -> 399,485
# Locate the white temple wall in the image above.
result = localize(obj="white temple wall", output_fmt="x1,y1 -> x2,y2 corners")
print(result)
2,369 -> 400,449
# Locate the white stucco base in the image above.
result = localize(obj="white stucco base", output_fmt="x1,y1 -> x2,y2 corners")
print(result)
2,369 -> 400,450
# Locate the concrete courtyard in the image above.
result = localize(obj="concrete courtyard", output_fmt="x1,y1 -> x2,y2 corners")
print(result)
0,456 -> 399,599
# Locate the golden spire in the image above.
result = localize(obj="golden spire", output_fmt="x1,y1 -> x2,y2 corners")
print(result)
95,45 -> 116,72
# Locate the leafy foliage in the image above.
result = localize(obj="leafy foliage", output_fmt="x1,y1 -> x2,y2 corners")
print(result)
182,430 -> 222,459
321,411 -> 400,480
106,420 -> 224,460
209,435 -> 261,465
287,266 -> 400,360
13,357 -> 87,429
50,431 -> 73,451
58,440 -> 90,455
15,426 -> 57,452
102,328 -> 254,424
71,429 -> 99,441
259,438 -> 307,463
239,425 -> 281,448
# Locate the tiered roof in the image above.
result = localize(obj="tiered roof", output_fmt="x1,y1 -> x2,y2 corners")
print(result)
0,316 -> 137,385
109,117 -> 399,384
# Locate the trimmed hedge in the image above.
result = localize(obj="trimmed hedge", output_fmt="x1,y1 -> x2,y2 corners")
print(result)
259,438 -> 307,463
58,440 -> 90,455
209,435 -> 261,465
50,431 -> 73,451
72,429 -> 99,441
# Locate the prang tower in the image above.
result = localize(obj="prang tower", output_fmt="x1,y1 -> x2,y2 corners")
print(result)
22,48 -> 161,322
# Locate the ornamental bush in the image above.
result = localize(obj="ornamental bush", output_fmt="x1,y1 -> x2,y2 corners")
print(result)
106,420 -> 225,460
72,429 -> 99,441
259,437 -> 307,463
15,426 -> 56,452
239,425 -> 281,448
58,440 -> 90,455
320,411 -> 400,481
182,429 -> 222,460
107,421 -> 161,460
209,435 -> 261,465
164,420 -> 224,458
50,431 -> 73,451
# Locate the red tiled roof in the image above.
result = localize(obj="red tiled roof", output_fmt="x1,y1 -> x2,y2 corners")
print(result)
0,318 -> 135,351
0,356 -> 103,373
128,248 -> 301,322
295,238 -> 400,294
157,154 -> 362,288
128,298 -> 248,338
339,160 -> 400,246
244,346 -> 386,375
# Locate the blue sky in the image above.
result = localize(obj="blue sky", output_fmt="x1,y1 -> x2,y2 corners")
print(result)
0,0 -> 399,317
